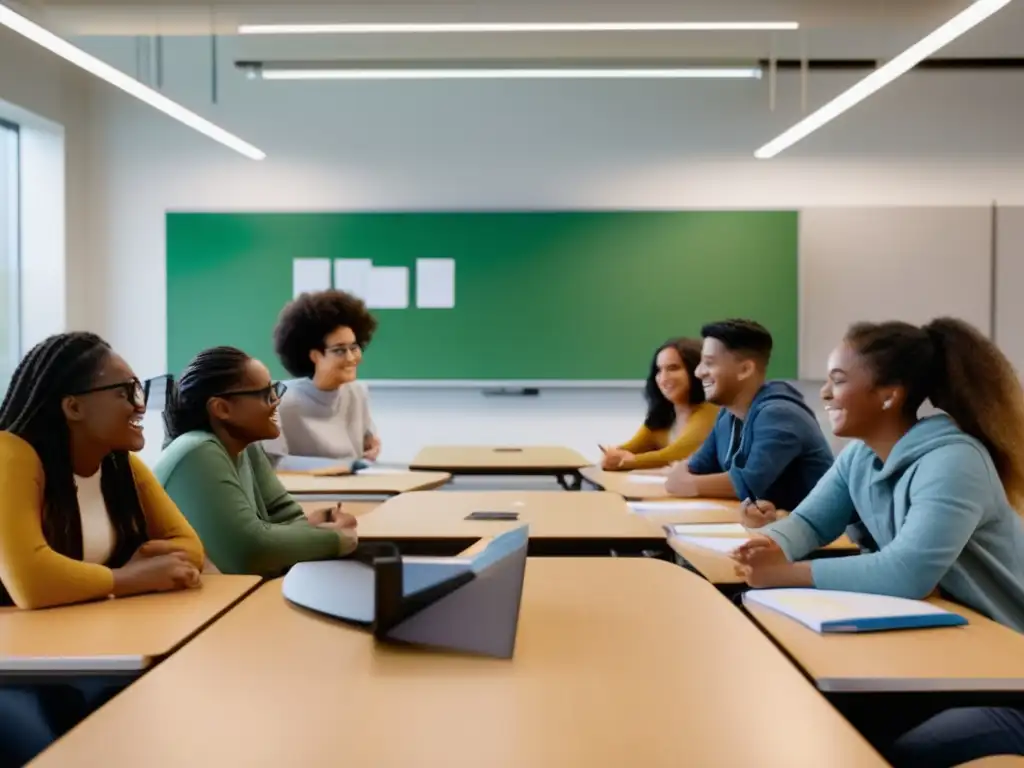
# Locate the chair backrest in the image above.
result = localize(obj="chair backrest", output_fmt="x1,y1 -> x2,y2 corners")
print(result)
143,374 -> 172,412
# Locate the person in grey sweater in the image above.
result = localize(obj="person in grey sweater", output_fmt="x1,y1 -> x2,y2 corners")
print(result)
264,290 -> 380,471
735,318 -> 1024,767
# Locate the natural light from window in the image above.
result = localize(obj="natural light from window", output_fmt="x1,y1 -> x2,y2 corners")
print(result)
0,120 -> 20,391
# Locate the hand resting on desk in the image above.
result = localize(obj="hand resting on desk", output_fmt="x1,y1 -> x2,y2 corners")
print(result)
112,541 -> 201,597
731,538 -> 813,589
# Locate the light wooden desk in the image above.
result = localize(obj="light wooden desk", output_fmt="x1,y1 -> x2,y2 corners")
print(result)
355,490 -> 665,556
278,470 -> 451,496
299,499 -> 382,518
667,533 -> 858,586
410,445 -> 590,489
747,597 -> 1024,693
0,575 -> 259,677
581,466 -> 680,500
30,560 -> 885,768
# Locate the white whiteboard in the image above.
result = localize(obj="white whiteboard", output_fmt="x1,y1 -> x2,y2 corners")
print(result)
799,207 -> 993,379
995,207 -> 1024,376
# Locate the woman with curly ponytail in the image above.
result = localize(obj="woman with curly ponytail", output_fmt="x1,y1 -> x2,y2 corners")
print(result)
733,317 -> 1024,765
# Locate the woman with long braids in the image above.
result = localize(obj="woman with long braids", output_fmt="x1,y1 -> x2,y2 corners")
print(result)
0,332 -> 203,766
154,346 -> 358,577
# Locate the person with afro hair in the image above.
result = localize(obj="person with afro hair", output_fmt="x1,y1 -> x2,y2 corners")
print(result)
265,290 -> 380,469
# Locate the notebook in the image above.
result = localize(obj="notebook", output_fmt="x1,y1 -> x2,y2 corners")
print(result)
627,501 -> 731,515
670,535 -> 749,554
744,589 -> 969,633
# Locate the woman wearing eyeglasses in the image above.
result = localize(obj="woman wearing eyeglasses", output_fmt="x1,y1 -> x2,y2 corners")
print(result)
0,332 -> 204,766
0,332 -> 203,610
265,289 -> 380,470
155,346 -> 358,577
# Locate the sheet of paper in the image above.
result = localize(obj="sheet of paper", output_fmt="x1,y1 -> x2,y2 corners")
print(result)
355,467 -> 409,476
671,535 -> 749,555
333,259 -> 373,300
667,523 -> 748,536
627,500 -> 731,514
367,266 -> 409,309
626,474 -> 667,485
416,258 -> 456,308
293,258 -> 332,298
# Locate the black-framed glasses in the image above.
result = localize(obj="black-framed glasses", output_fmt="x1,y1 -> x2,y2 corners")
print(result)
216,381 -> 287,405
325,343 -> 362,358
70,378 -> 146,408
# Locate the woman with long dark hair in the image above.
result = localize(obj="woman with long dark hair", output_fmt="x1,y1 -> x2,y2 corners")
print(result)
0,332 -> 203,766
600,338 -> 717,471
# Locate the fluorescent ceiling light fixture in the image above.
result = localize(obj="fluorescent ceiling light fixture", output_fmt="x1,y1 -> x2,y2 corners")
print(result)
259,66 -> 763,80
239,21 -> 799,35
754,0 -> 1014,159
0,5 -> 265,160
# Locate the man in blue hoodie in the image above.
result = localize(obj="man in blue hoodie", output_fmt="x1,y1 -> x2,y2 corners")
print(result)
665,319 -> 833,510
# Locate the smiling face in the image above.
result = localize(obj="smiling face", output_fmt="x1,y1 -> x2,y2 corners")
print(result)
62,352 -> 147,454
208,358 -> 284,445
821,341 -> 899,438
310,326 -> 362,390
654,346 -> 691,405
695,337 -> 751,406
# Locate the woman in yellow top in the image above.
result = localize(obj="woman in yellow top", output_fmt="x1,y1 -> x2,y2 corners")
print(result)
0,332 -> 204,766
601,338 -> 718,471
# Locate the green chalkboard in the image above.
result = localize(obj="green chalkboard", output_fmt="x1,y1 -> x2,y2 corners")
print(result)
166,211 -> 799,381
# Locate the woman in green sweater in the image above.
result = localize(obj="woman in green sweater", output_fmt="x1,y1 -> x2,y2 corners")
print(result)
154,347 -> 357,577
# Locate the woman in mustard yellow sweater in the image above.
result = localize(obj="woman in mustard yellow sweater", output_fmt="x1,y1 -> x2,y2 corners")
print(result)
0,333 -> 204,767
601,338 -> 718,471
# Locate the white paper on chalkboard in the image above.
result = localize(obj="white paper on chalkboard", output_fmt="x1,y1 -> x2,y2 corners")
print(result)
367,267 -> 409,309
416,258 -> 456,309
333,259 -> 373,301
293,258 -> 332,298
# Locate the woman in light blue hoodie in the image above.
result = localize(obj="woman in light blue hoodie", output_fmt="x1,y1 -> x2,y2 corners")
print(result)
733,318 -> 1024,767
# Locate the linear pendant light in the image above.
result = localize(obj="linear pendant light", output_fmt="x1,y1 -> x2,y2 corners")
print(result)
754,0 -> 1015,159
258,66 -> 764,81
0,4 -> 266,160
239,21 -> 800,35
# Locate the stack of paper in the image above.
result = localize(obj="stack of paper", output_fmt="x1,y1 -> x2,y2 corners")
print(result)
626,474 -> 667,485
670,535 -> 749,555
665,523 -> 748,536
627,501 -> 731,515
744,589 -> 969,633
355,467 -> 409,476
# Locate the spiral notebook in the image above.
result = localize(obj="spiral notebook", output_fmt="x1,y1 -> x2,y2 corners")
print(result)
745,589 -> 969,633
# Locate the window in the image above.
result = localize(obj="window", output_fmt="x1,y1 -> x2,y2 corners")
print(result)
0,120 -> 19,390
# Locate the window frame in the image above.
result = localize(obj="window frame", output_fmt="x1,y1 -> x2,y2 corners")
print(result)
0,117 -> 20,377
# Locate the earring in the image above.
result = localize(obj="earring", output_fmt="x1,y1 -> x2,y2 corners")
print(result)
883,400 -> 893,410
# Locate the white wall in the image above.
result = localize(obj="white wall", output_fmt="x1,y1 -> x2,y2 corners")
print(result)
13,35 -> 1024,463
0,28 -> 98,345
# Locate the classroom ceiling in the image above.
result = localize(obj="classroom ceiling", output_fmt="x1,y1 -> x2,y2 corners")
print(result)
13,0 -> 1024,60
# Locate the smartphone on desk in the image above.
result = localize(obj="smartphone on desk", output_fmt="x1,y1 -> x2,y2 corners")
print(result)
465,511 -> 520,521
